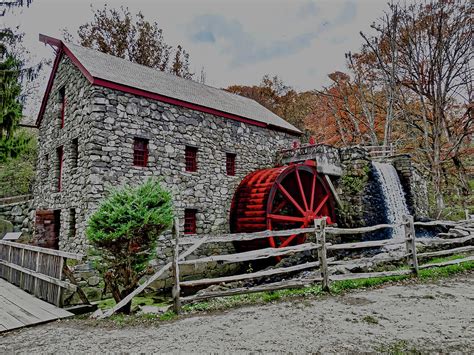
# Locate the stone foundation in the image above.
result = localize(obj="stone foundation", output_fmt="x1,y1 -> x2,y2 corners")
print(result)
0,195 -> 34,238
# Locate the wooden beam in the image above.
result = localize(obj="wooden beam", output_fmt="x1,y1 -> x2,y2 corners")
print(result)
329,253 -> 410,266
413,220 -> 457,227
180,261 -> 320,288
330,269 -> 413,281
327,238 -> 405,251
418,256 -> 474,269
62,265 -> 90,305
324,175 -> 342,208
181,277 -> 322,304
178,242 -> 321,266
417,246 -> 474,259
326,223 -> 400,235
415,235 -> 473,246
171,218 -> 181,314
0,241 -> 83,260
0,260 -> 77,291
315,218 -> 329,291
178,227 -> 315,245
404,215 -> 418,275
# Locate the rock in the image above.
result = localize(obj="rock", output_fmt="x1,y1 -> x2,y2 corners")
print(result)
126,103 -> 138,115
88,276 -> 101,287
137,305 -> 170,315
0,219 -> 13,237
11,205 -> 23,216
90,308 -> 104,319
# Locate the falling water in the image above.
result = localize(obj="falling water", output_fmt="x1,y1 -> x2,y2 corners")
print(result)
372,162 -> 410,239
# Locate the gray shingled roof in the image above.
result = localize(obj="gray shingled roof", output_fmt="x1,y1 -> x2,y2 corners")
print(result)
66,43 -> 301,134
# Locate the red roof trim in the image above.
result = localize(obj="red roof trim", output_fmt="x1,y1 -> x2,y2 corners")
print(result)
92,78 -> 268,129
36,47 -> 63,126
36,37 -> 95,126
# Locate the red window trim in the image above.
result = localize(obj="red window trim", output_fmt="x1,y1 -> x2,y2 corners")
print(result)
226,153 -> 236,176
133,138 -> 149,167
184,209 -> 197,234
57,146 -> 63,192
185,146 -> 198,172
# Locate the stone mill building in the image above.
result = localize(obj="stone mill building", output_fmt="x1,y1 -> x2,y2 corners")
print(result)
33,35 -> 301,254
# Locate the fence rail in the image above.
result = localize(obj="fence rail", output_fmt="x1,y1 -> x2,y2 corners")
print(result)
362,144 -> 395,158
0,241 -> 84,307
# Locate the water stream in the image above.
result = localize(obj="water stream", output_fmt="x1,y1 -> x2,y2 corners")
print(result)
372,162 -> 410,239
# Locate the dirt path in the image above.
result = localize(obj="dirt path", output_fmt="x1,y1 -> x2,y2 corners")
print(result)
1,274 -> 473,353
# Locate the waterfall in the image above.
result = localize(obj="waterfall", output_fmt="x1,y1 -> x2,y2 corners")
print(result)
372,162 -> 410,239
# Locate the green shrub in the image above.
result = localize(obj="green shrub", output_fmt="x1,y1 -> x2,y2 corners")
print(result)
86,179 -> 173,313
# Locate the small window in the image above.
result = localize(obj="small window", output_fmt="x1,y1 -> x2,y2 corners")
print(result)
71,138 -> 79,168
184,209 -> 197,234
44,154 -> 49,176
185,146 -> 197,172
59,86 -> 66,128
69,208 -> 76,239
57,146 -> 63,192
226,153 -> 236,176
133,138 -> 149,167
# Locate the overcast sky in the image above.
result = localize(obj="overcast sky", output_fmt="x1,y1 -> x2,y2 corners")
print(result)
4,0 -> 392,119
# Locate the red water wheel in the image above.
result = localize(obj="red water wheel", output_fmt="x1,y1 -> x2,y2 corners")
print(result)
230,162 -> 335,252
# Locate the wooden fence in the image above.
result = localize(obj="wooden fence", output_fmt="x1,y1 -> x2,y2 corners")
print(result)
99,216 -> 473,318
171,215 -> 473,313
0,240 -> 85,307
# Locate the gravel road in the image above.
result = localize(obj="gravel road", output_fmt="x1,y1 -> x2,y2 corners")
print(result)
1,273 -> 473,353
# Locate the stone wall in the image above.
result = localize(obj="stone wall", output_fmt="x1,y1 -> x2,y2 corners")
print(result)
0,195 -> 34,238
33,55 -> 97,254
391,155 -> 429,220
335,148 -> 390,240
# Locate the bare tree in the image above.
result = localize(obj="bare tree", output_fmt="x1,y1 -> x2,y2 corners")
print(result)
359,0 -> 473,214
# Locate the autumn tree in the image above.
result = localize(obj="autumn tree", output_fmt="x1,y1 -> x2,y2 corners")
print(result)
64,6 -> 193,79
227,75 -> 315,130
307,68 -> 392,147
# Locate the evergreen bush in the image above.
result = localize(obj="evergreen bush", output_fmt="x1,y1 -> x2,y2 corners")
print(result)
86,179 -> 173,313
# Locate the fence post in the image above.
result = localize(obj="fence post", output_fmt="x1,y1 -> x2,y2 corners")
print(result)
172,217 -> 181,314
314,218 -> 329,291
403,215 -> 419,275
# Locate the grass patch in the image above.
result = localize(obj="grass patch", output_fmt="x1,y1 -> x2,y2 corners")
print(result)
423,254 -> 466,264
362,315 -> 379,325
375,340 -> 421,354
95,295 -> 169,311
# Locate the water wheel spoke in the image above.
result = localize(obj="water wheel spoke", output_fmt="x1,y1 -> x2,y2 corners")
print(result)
267,214 -> 305,223
279,233 -> 299,248
314,194 -> 330,215
268,236 -> 276,248
272,199 -> 287,214
309,170 -> 317,211
295,169 -> 309,211
277,183 -> 305,215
